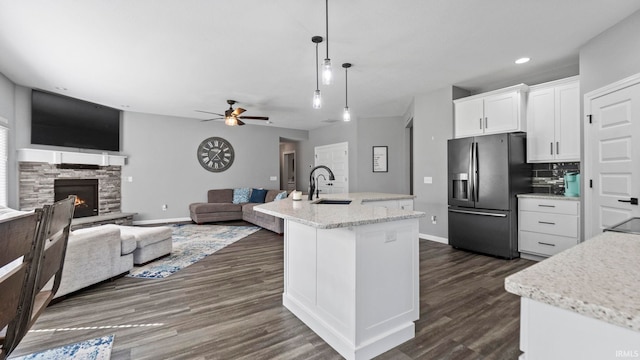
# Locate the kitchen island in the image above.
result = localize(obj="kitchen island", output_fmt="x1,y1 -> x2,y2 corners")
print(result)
255,193 -> 425,360
505,231 -> 640,360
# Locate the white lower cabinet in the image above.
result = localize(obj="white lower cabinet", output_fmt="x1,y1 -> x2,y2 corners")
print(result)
363,198 -> 414,210
518,197 -> 580,259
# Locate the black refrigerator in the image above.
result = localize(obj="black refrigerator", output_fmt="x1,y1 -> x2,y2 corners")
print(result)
447,132 -> 531,259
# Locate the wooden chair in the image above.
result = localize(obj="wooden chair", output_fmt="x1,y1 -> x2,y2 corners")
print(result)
24,196 -> 76,335
0,211 -> 42,359
0,196 -> 75,359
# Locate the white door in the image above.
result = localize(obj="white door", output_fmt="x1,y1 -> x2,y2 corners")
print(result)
454,98 -> 484,138
527,87 -> 556,162
585,78 -> 640,240
314,142 -> 348,195
483,91 -> 519,135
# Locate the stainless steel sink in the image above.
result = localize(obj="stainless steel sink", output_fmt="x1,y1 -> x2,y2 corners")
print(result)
313,199 -> 352,205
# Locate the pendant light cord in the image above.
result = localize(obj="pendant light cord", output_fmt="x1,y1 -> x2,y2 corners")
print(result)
315,42 -> 320,90
345,66 -> 348,106
325,0 -> 329,59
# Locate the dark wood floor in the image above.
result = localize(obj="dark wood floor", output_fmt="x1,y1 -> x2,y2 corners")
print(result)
11,224 -> 534,360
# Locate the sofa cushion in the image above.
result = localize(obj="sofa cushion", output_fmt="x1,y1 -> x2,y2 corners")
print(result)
120,233 -> 137,255
116,225 -> 173,248
191,202 -> 242,213
265,190 -> 286,203
208,189 -> 233,203
233,188 -> 251,204
274,191 -> 288,201
249,188 -> 268,203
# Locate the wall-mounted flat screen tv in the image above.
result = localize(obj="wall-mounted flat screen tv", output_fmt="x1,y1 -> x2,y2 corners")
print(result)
31,90 -> 121,152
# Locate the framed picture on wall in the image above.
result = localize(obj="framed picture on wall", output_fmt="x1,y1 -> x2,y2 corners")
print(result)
372,146 -> 388,172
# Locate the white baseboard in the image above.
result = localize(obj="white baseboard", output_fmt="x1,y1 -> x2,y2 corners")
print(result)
419,233 -> 448,244
133,217 -> 192,225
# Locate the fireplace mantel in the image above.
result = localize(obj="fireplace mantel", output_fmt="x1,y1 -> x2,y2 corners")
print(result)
17,148 -> 126,166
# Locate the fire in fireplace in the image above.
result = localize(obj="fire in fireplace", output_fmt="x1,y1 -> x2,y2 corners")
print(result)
54,179 -> 99,218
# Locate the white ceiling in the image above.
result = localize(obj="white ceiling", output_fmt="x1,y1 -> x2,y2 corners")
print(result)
0,0 -> 639,130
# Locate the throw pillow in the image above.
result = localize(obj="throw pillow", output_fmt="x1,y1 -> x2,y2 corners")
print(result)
274,191 -> 288,201
232,188 -> 251,204
248,188 -> 268,203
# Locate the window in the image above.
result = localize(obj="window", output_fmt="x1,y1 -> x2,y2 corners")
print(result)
0,121 -> 7,207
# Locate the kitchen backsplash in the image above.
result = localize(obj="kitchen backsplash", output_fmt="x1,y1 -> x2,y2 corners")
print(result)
531,162 -> 580,195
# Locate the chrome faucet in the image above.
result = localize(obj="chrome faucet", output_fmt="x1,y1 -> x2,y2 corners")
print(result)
308,165 -> 335,200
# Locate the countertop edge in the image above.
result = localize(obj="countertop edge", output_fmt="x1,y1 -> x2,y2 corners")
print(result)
517,193 -> 580,201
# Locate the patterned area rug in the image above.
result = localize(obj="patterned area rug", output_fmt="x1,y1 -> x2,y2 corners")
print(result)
127,224 -> 260,279
10,335 -> 114,360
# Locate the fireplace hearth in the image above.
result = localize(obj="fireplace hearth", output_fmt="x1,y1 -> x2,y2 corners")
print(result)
54,179 -> 99,218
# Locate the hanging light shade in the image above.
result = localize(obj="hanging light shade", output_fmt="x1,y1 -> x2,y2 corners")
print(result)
322,0 -> 332,85
225,116 -> 237,126
312,36 -> 323,109
342,63 -> 352,122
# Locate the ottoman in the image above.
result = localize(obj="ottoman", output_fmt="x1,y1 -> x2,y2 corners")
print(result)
115,225 -> 173,265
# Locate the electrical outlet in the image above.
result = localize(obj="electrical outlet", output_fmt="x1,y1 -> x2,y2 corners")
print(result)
431,215 -> 437,224
162,204 -> 168,211
270,176 -> 277,181
424,177 -> 433,184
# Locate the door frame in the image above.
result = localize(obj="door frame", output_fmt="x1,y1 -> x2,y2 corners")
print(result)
583,72 -> 640,240
282,150 -> 296,191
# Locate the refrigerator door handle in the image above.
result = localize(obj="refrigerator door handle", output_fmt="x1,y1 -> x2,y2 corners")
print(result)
468,142 -> 474,201
448,209 -> 507,217
474,142 -> 479,202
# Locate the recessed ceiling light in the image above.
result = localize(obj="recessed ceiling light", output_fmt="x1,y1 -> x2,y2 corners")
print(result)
515,57 -> 530,65
121,105 -> 130,108
55,86 -> 68,91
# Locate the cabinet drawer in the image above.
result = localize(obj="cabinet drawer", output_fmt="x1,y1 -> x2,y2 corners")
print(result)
519,211 -> 578,238
519,198 -> 578,215
398,199 -> 414,211
519,231 -> 577,257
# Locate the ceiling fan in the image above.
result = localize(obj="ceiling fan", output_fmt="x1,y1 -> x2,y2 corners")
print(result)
196,100 -> 269,126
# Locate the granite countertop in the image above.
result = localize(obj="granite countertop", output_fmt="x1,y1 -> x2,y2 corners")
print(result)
254,192 -> 425,229
505,231 -> 640,331
517,193 -> 580,201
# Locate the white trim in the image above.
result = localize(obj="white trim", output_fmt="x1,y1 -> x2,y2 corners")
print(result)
133,217 -> 191,225
583,72 -> 640,240
17,148 -> 126,166
419,233 -> 448,244
584,72 -> 640,100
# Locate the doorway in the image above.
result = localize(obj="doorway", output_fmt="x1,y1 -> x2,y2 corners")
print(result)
282,151 -> 296,192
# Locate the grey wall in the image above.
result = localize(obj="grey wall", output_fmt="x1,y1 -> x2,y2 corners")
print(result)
579,9 -> 640,95
412,87 -> 465,240
121,112 -> 307,221
356,116 -> 408,194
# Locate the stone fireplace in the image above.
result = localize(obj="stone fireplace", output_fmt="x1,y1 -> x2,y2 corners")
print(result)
19,162 -> 122,215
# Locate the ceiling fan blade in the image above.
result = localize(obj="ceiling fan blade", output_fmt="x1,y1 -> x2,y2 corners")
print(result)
201,117 -> 224,122
232,107 -> 246,116
238,116 -> 269,120
195,110 -> 225,117
236,119 -> 246,126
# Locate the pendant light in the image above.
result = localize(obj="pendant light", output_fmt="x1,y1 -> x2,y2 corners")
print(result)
322,0 -> 332,85
312,36 -> 323,109
342,63 -> 352,121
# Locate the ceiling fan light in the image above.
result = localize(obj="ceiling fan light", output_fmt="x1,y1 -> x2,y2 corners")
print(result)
313,90 -> 322,109
343,107 -> 351,122
322,59 -> 332,85
225,116 -> 237,126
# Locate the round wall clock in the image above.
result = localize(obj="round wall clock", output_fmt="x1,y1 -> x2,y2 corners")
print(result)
197,137 -> 235,172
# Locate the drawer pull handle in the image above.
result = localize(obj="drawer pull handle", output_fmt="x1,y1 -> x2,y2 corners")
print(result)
538,221 -> 556,225
538,241 -> 556,247
538,204 -> 555,208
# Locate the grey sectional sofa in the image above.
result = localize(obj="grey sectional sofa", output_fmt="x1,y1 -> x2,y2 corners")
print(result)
189,189 -> 286,234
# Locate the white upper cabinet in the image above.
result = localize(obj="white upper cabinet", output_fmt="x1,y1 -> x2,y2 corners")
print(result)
526,77 -> 580,162
454,84 -> 528,138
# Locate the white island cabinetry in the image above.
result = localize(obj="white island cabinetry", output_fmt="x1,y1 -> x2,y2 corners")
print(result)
506,232 -> 640,360
255,193 -> 424,360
